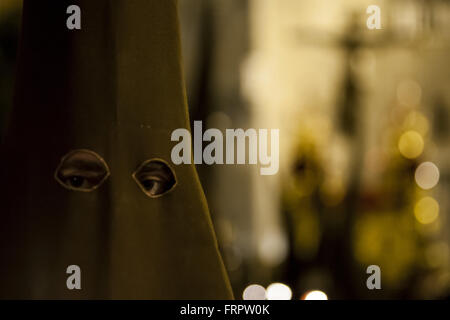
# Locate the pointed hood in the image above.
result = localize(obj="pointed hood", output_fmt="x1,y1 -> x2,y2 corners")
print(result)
0,0 -> 233,299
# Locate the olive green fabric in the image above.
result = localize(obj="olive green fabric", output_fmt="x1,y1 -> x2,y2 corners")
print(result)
0,0 -> 233,299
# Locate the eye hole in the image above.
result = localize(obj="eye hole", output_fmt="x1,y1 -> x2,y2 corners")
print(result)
55,149 -> 110,192
133,159 -> 177,198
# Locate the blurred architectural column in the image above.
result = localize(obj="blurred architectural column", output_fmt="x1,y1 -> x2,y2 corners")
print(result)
179,0 -> 253,295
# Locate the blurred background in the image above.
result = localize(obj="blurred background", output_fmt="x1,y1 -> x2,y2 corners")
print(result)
1,0 -> 449,299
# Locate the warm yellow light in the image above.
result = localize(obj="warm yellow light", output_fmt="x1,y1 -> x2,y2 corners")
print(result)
303,290 -> 328,300
242,284 -> 266,300
398,130 -> 424,159
266,283 -> 292,300
415,162 -> 439,190
414,197 -> 439,224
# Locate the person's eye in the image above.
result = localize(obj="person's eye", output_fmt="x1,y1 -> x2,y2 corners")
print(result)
55,150 -> 110,192
61,174 -> 101,190
139,175 -> 165,195
65,175 -> 89,189
133,159 -> 176,198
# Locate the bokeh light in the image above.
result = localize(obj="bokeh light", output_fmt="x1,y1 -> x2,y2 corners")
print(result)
266,283 -> 292,300
415,162 -> 440,190
414,197 -> 439,225
398,130 -> 424,159
242,284 -> 266,300
302,290 -> 328,300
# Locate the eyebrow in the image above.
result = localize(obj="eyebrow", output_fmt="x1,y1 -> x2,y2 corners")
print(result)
57,167 -> 106,179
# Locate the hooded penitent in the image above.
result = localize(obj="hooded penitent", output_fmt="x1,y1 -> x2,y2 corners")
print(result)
0,0 -> 233,299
